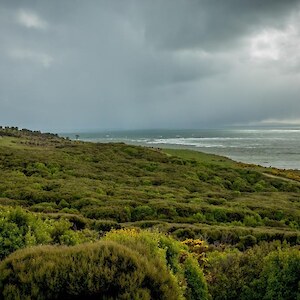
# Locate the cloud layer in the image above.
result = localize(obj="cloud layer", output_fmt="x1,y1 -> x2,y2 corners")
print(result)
1,0 -> 300,131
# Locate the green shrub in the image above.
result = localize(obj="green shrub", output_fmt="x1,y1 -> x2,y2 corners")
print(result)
0,241 -> 182,300
237,235 -> 257,250
151,203 -> 178,219
173,228 -> 196,240
0,207 -> 98,259
31,202 -> 58,213
131,205 -> 156,221
260,249 -> 300,300
184,256 -> 209,300
104,229 -> 209,300
91,219 -> 121,232
193,212 -> 206,222
243,215 -> 262,227
232,178 -> 248,192
205,243 -> 300,300
83,206 -> 131,222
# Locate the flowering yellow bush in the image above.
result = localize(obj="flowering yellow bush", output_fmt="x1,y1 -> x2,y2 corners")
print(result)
182,239 -> 208,265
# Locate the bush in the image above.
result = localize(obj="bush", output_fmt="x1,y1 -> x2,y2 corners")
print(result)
91,219 -> 121,232
173,228 -> 196,240
243,215 -> 262,227
205,243 -> 300,300
0,207 -> 98,259
260,249 -> 300,300
184,256 -> 209,300
131,205 -> 156,221
83,206 -> 131,222
104,229 -> 209,299
237,235 -> 257,250
0,241 -> 181,299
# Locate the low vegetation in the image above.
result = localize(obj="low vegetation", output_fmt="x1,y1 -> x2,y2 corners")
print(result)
0,127 -> 299,299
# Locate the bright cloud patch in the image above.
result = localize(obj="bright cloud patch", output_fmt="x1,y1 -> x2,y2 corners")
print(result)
16,9 -> 47,30
249,24 -> 300,65
250,29 -> 283,61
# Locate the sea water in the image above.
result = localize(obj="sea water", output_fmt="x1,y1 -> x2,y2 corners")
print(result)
62,128 -> 300,170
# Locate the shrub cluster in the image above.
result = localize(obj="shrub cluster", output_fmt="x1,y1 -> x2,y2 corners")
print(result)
0,206 -> 97,260
205,242 -> 300,300
0,229 -> 209,300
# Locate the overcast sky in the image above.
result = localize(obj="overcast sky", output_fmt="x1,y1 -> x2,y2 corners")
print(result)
1,0 -> 300,132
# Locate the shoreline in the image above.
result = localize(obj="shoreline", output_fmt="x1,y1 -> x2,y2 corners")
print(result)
78,138 -> 300,172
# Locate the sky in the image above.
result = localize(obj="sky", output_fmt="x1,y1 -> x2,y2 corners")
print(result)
1,0 -> 300,132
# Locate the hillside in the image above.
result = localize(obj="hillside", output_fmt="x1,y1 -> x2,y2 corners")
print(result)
0,127 -> 299,299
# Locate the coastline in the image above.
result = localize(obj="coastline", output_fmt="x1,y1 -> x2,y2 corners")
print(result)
61,128 -> 300,171
76,137 -> 300,172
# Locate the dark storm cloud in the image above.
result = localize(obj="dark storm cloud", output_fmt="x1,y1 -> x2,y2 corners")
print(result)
0,0 -> 300,131
137,0 -> 300,50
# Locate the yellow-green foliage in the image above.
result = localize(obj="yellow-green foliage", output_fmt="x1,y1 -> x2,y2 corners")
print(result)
181,239 -> 208,265
1,129 -> 300,246
104,229 -> 209,300
261,249 -> 300,300
0,229 -> 210,299
205,242 -> 300,300
0,236 -> 184,299
0,206 -> 98,260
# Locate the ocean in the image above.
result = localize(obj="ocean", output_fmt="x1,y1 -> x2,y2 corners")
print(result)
62,128 -> 300,170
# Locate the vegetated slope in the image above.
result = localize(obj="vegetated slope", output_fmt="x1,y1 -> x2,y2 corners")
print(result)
0,127 -> 299,248
0,127 -> 299,299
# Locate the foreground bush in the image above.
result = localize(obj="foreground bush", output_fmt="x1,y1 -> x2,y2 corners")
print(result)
260,248 -> 300,300
0,229 -> 210,300
0,240 -> 182,300
104,229 -> 209,300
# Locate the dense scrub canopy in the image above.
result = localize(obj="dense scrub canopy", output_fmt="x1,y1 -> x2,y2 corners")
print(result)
104,229 -> 209,300
0,129 -> 300,247
261,248 -> 300,300
0,242 -> 178,300
0,206 -> 97,260
205,242 -> 300,300
0,229 -> 210,300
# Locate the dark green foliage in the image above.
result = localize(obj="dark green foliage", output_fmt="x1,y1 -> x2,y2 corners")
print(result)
90,219 -> 121,232
184,256 -> 209,300
174,228 -> 196,240
238,235 -> 257,250
131,205 -> 156,221
205,242 -> 300,300
82,206 -> 131,222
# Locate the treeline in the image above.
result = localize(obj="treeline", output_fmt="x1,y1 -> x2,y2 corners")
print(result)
0,126 -> 60,139
0,126 -> 69,148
